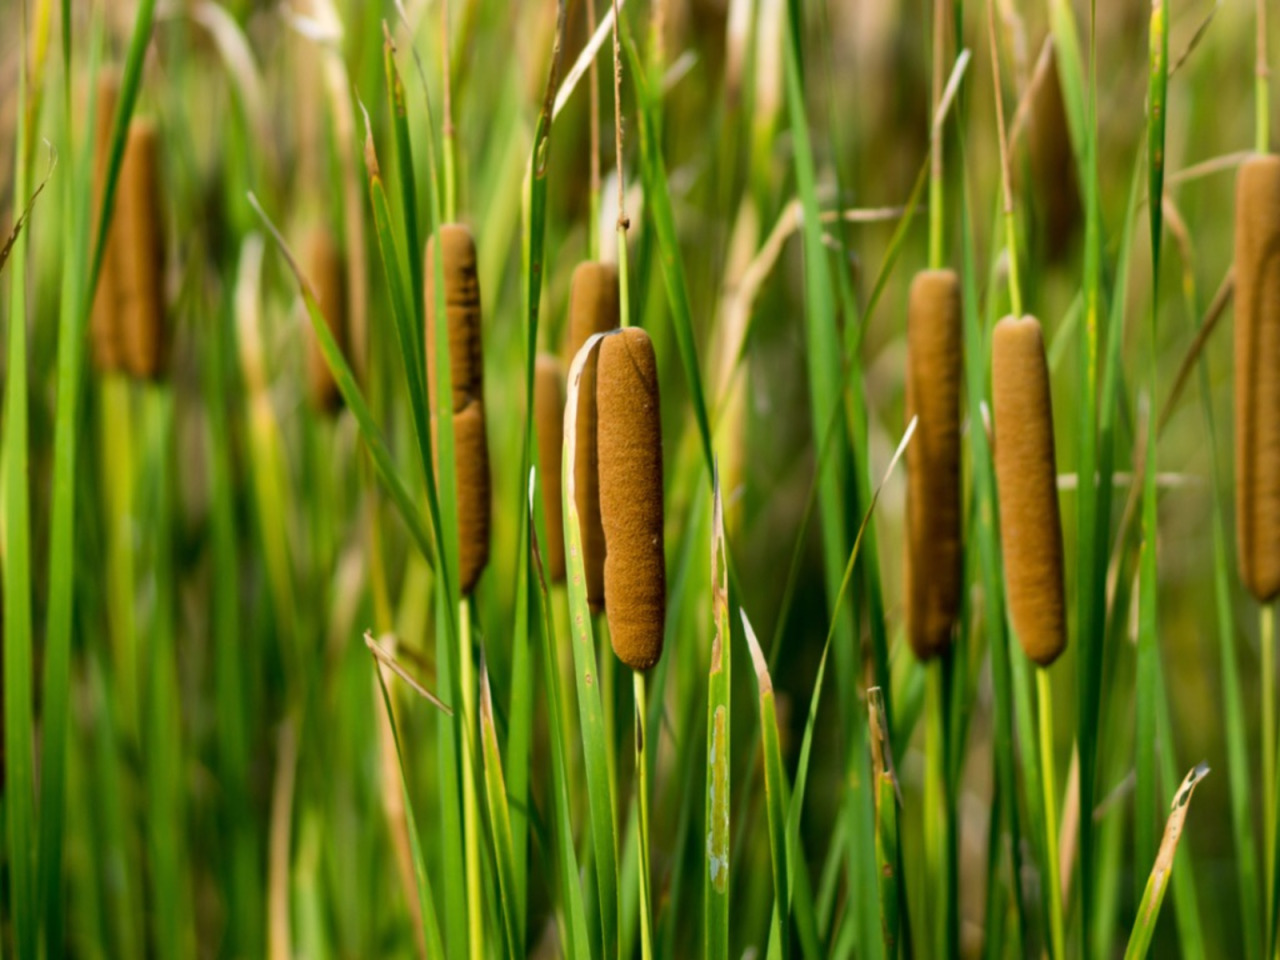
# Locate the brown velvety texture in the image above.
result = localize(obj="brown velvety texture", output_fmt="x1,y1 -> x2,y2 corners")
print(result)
535,354 -> 567,582
1028,45 -> 1079,262
567,262 -> 618,609
1235,156 -> 1280,602
117,120 -> 167,381
904,269 -> 963,660
426,223 -> 489,595
305,226 -> 346,415
992,316 -> 1067,666
597,328 -> 666,671
90,71 -> 123,373
426,224 -> 483,413
451,400 -> 491,596
566,261 -> 620,360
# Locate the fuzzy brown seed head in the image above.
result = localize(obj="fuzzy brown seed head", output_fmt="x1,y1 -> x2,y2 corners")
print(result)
91,70 -> 123,374
566,261 -> 620,362
1236,156 -> 1280,603
1028,46 -> 1079,261
426,224 -> 483,413
904,269 -> 963,661
116,119 -> 167,381
597,328 -> 666,671
535,354 -> 567,582
992,315 -> 1067,666
567,262 -> 618,610
451,400 -> 491,596
305,226 -> 347,415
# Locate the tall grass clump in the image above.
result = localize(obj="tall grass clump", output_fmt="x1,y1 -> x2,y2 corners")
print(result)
2,0 -> 1258,956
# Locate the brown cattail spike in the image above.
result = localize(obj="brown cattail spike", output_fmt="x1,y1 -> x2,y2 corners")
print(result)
451,400 -> 491,595
1028,45 -> 1079,261
426,224 -> 483,412
992,315 -> 1067,666
90,70 -> 123,373
426,224 -> 489,595
905,269 -> 963,660
567,262 -> 619,610
117,119 -> 167,380
1236,156 -> 1280,603
535,354 -> 567,582
597,328 -> 666,671
305,226 -> 347,414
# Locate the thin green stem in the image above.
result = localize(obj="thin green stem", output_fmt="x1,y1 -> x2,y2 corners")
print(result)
1265,602 -> 1276,924
1037,669 -> 1066,960
442,0 -> 457,222
928,0 -> 945,269
635,670 -> 654,960
460,599 -> 483,960
618,220 -> 631,327
986,0 -> 1022,316
926,659 -> 958,959
1258,0 -> 1270,154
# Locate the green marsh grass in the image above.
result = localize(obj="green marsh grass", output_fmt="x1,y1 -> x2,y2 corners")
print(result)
1,0 -> 1270,956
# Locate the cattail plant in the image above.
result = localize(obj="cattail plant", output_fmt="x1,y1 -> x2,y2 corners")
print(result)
90,70 -> 122,373
427,223 -> 489,595
597,327 -> 666,671
566,261 -> 620,610
116,118 -> 167,380
303,226 -> 347,414
535,353 -> 567,581
992,315 -> 1067,666
904,268 -> 962,660
1027,44 -> 1079,261
1234,155 -> 1280,603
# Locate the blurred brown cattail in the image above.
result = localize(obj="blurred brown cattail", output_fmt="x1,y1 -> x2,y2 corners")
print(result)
904,269 -> 963,660
1235,155 -> 1280,602
992,316 -> 1067,666
116,119 -> 167,381
597,328 -> 666,671
304,226 -> 347,414
426,224 -> 489,595
1027,44 -> 1079,261
426,224 -> 483,410
90,70 -> 123,373
535,353 -> 567,582
567,262 -> 619,611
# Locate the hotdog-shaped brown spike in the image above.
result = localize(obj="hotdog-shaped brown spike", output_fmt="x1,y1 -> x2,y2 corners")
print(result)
535,353 -> 567,582
305,226 -> 347,414
597,327 -> 666,671
904,269 -> 963,660
1235,155 -> 1280,602
992,315 -> 1067,666
90,70 -> 123,373
567,261 -> 619,611
425,224 -> 490,596
426,224 -> 483,412
117,119 -> 167,381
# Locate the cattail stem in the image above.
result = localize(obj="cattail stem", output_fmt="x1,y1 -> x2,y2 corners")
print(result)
1265,602 -> 1276,925
459,599 -> 483,960
587,0 -> 602,259
634,670 -> 654,960
442,0 -> 457,223
102,379 -> 139,742
987,0 -> 1023,317
928,0 -> 946,270
1037,668 -> 1066,960
618,223 -> 632,329
924,664 -> 957,959
1259,0 -> 1270,155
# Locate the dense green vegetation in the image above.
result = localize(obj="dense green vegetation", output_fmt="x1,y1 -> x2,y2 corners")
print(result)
0,0 -> 1270,956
